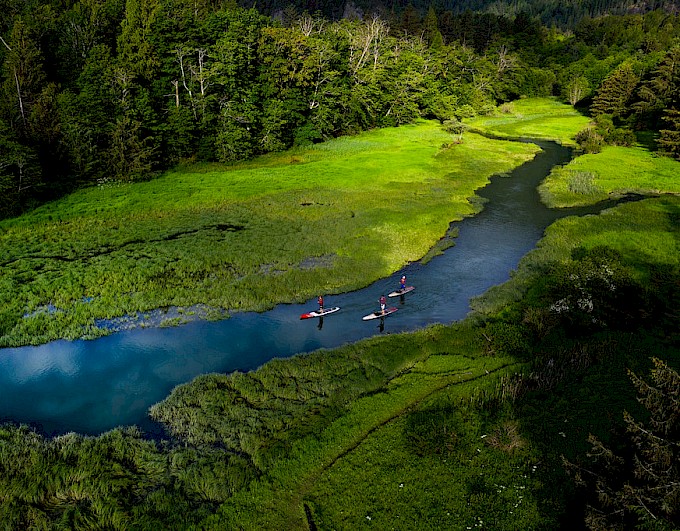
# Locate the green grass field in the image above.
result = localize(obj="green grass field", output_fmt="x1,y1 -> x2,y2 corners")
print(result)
539,144 -> 680,207
0,122 -> 539,347
466,97 -> 591,146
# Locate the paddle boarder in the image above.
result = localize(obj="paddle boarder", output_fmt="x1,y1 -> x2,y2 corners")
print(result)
399,275 -> 406,292
379,295 -> 386,315
318,295 -> 324,312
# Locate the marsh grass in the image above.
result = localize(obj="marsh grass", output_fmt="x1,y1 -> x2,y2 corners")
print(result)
566,170 -> 602,195
3,223 -> 675,528
0,123 -> 539,347
1,100 -> 677,529
466,97 -> 590,146
179,322 -> 536,529
539,144 -> 680,208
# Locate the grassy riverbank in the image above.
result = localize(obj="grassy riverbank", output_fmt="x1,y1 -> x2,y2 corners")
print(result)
538,144 -> 680,207
465,97 -> 590,146
0,123 -> 539,347
0,98 -> 677,528
465,97 -> 680,210
154,194 -> 679,529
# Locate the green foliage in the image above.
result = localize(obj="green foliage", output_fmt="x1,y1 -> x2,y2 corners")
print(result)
591,62 -> 640,118
2,2 -> 680,215
575,126 -> 605,154
536,246 -> 643,334
482,320 -> 532,357
633,46 -> 680,129
512,66 -> 556,97
0,148 -> 678,529
575,114 -> 635,154
0,424 -> 258,528
1,7 -> 680,529
564,358 -> 680,530
563,75 -> 591,106
658,108 -> 680,161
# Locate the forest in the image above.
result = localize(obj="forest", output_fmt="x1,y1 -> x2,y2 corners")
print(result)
2,0 -> 680,218
0,0 -> 679,529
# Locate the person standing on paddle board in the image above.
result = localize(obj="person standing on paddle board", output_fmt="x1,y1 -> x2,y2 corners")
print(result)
379,295 -> 386,314
399,275 -> 406,292
318,295 -> 324,312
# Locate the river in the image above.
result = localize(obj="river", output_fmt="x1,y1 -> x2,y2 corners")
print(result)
0,140 -> 616,437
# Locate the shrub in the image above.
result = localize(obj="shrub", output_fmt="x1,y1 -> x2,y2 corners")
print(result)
483,321 -> 531,357
540,246 -> 644,334
575,127 -> 604,154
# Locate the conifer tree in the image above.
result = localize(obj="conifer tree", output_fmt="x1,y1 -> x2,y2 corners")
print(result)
590,62 -> 639,118
634,47 -> 680,118
658,108 -> 680,160
423,6 -> 443,49
565,358 -> 680,530
655,48 -> 680,160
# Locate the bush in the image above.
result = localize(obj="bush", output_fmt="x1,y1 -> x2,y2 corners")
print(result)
575,116 -> 636,153
539,246 -> 644,334
575,127 -> 604,154
483,321 -> 531,357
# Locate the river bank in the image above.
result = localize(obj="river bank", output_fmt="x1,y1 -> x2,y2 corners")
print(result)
0,123 -> 539,349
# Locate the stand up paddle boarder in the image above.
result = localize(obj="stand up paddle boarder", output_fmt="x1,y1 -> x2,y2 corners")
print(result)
318,295 -> 324,312
379,295 -> 386,315
399,275 -> 406,292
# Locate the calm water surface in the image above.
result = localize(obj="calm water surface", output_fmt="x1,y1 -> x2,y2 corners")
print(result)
0,141 -> 613,436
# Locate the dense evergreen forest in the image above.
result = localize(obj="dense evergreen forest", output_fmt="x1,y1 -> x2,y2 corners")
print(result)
1,0 -> 680,218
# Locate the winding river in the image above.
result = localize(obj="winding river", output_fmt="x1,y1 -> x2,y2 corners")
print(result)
0,140 -> 617,437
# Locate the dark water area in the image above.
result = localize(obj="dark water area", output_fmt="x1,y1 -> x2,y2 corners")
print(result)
0,141 -> 622,437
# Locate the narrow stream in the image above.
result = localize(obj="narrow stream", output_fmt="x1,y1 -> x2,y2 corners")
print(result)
0,140 -> 618,437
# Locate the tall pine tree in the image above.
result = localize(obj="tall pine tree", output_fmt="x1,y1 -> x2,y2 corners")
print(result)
590,62 -> 639,118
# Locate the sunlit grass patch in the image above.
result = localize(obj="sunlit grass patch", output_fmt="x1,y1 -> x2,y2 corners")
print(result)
539,145 -> 680,208
466,97 -> 590,146
0,123 -> 538,347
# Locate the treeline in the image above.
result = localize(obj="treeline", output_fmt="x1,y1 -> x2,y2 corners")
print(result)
255,0 -> 679,29
1,1 -> 680,218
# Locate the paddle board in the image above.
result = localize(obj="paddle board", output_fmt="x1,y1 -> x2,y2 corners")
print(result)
300,306 -> 340,320
362,307 -> 398,321
388,286 -> 415,298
